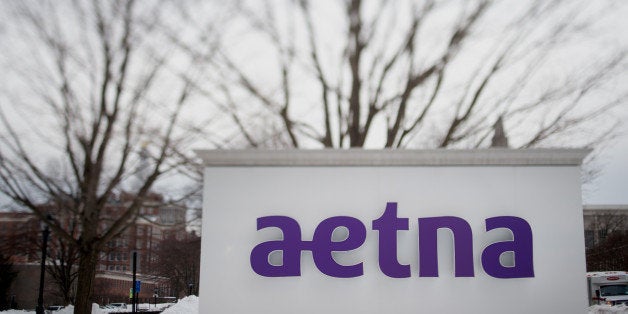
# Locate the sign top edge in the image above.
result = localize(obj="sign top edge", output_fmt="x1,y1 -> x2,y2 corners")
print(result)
194,148 -> 592,166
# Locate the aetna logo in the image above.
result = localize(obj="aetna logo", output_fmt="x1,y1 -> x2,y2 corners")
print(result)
250,202 -> 534,279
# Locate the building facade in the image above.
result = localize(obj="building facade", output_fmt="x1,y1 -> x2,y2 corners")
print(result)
583,205 -> 627,271
583,205 -> 628,248
4,199 -> 623,309
0,192 -> 190,308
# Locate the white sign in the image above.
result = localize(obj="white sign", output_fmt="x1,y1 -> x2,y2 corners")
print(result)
198,149 -> 589,314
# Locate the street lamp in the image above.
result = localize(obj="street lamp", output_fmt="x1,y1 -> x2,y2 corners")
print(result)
35,214 -> 52,314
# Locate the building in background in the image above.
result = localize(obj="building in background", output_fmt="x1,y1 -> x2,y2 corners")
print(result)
0,212 -> 55,310
94,192 -> 190,303
5,200 -> 623,308
583,205 -> 628,271
98,192 -> 188,274
0,212 -> 39,263
0,192 -> 192,308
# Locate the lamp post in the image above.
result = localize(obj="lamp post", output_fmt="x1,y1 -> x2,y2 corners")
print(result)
153,288 -> 158,308
35,215 -> 52,314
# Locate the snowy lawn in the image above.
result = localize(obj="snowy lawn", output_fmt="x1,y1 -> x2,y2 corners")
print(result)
588,304 -> 628,313
0,296 -> 197,314
160,296 -> 198,314
1,298 -> 623,313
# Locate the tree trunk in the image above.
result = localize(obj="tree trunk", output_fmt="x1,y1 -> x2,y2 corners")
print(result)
61,279 -> 74,306
74,251 -> 98,314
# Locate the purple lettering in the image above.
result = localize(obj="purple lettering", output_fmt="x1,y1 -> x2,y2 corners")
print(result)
250,216 -> 303,277
418,216 -> 474,277
372,202 -> 410,278
312,216 -> 366,278
481,216 -> 534,278
250,204 -> 534,279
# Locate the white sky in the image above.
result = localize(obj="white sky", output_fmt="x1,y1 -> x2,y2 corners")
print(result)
584,120 -> 628,204
0,0 -> 626,209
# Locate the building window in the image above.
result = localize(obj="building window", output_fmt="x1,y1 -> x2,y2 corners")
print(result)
108,265 -> 115,271
109,253 -> 115,261
162,208 -> 175,225
598,229 -> 607,243
584,230 -> 594,248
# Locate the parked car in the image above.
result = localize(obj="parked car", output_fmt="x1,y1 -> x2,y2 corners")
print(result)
105,302 -> 128,309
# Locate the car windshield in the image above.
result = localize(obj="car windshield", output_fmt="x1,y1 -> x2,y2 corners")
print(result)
600,285 -> 628,296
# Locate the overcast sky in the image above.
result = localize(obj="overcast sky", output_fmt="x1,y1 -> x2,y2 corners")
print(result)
583,1 -> 628,205
584,121 -> 628,205
0,0 -> 626,209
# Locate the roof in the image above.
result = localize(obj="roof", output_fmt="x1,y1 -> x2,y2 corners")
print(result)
0,212 -> 37,223
195,148 -> 591,167
583,205 -> 628,211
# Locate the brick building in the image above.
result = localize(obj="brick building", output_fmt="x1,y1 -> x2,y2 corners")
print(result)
0,212 -> 40,264
583,205 -> 628,249
98,194 -> 187,274
92,193 -> 189,303
0,192 -> 190,307
583,205 -> 627,271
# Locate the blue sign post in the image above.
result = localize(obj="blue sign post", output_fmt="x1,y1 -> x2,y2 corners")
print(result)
135,280 -> 141,293
132,252 -> 137,314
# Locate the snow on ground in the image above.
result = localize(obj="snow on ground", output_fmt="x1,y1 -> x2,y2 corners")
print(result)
0,301 -> 179,314
2,299 -> 623,314
0,304 -> 106,314
102,303 -> 171,313
588,304 -> 628,313
55,304 -> 106,314
160,296 -> 198,314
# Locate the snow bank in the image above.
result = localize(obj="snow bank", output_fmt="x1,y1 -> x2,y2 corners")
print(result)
587,305 -> 628,313
0,303 -> 106,314
161,296 -> 198,314
56,305 -> 74,314
4,299 -> 623,314
54,304 -> 106,314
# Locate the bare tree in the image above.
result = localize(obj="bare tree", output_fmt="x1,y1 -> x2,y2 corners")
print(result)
0,1 -> 209,312
587,232 -> 628,271
152,233 -> 200,298
47,230 -> 81,305
0,253 -> 17,310
586,210 -> 627,237
176,0 -> 626,149
0,211 -> 79,305
584,207 -> 627,271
